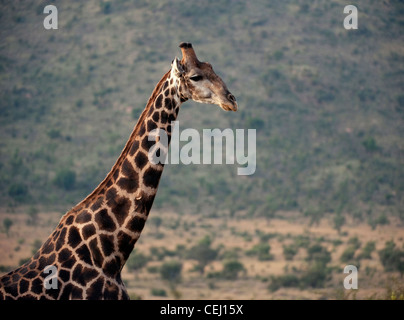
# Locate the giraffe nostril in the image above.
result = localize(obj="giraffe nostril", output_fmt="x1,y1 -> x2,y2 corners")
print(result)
227,93 -> 236,103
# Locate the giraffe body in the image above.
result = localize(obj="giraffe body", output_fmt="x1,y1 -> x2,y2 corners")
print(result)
0,43 -> 237,299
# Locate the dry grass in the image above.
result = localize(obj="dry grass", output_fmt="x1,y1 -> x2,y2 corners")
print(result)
0,208 -> 403,300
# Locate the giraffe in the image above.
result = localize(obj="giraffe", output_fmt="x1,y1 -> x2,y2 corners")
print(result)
0,42 -> 237,300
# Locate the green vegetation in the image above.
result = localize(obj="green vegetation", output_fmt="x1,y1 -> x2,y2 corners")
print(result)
0,1 -> 402,228
378,241 -> 404,277
186,236 -> 219,274
3,218 -> 13,236
126,251 -> 149,272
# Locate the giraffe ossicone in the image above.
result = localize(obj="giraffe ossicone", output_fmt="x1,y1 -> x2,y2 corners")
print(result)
0,43 -> 237,300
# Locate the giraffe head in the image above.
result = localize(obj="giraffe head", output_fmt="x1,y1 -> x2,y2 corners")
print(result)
171,42 -> 238,112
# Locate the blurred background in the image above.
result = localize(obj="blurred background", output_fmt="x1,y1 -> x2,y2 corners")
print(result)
0,0 -> 403,299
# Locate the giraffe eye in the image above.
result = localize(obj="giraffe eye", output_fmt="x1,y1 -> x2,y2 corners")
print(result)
190,75 -> 203,82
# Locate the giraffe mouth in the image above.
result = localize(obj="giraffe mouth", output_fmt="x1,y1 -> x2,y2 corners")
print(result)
220,102 -> 238,112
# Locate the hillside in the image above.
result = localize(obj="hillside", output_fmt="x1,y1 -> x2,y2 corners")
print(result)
0,1 -> 403,237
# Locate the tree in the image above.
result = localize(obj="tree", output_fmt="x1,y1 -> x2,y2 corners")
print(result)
187,236 -> 218,274
54,168 -> 76,190
160,260 -> 182,285
333,214 -> 345,234
379,241 -> 404,277
3,218 -> 13,236
126,251 -> 149,272
221,260 -> 245,280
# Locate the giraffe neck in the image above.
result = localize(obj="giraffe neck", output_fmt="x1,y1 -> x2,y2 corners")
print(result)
0,67 -> 187,300
68,68 -> 184,276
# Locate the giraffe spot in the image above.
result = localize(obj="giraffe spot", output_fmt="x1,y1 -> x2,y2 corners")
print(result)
134,193 -> 156,216
89,238 -> 103,268
47,284 -> 61,299
103,256 -> 121,277
41,238 -> 54,254
104,279 -> 120,299
126,215 -> 146,233
52,230 -> 60,241
160,110 -> 169,124
60,283 -> 83,300
58,248 -> 73,263
75,210 -> 92,224
152,111 -> 160,122
143,167 -> 162,189
31,278 -> 43,295
122,159 -> 135,177
58,269 -> 70,283
168,113 -> 176,123
72,264 -> 98,287
28,260 -> 37,270
147,119 -> 157,132
19,279 -> 29,295
117,231 -> 136,261
164,98 -> 173,110
129,139 -> 140,156
95,208 -> 116,232
100,234 -> 115,257
23,271 -> 38,282
86,277 -> 104,300
68,226 -> 82,248
148,106 -> 154,116
55,227 -> 67,251
141,137 -> 155,153
106,188 -> 131,226
19,266 -> 28,276
61,255 -> 76,269
82,224 -> 96,240
37,257 -> 47,271
76,243 -> 93,265
120,159 -> 140,192
138,123 -> 146,137
112,168 -> 120,181
134,151 -> 148,170
91,197 -> 104,212
65,215 -> 74,225
154,94 -> 163,109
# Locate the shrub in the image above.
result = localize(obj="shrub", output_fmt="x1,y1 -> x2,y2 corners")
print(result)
300,262 -> 331,289
8,183 -> 29,202
340,246 -> 357,263
246,243 -> 273,261
160,260 -> 182,284
3,218 -> 13,236
151,288 -> 167,297
126,251 -> 149,271
283,244 -> 298,261
268,274 -> 300,292
306,244 -> 331,265
186,236 -> 218,274
221,260 -> 245,280
54,168 -> 76,190
358,241 -> 375,259
378,241 -> 404,276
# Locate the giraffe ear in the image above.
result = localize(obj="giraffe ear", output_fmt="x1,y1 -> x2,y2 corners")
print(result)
172,57 -> 185,77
